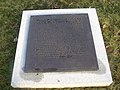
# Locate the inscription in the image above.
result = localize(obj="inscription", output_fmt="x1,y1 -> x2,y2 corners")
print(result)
35,17 -> 82,24
24,14 -> 99,72
33,44 -> 86,57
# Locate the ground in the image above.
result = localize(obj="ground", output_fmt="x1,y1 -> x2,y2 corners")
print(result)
0,0 -> 120,90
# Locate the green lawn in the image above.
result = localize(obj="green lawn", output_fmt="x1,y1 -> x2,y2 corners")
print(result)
0,0 -> 120,90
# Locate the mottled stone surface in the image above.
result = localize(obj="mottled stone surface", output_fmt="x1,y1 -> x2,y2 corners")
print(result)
24,14 -> 98,72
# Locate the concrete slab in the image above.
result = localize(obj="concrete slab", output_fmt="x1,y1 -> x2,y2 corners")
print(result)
11,8 -> 113,88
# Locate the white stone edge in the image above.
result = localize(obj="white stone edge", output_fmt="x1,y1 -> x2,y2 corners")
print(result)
11,8 -> 113,88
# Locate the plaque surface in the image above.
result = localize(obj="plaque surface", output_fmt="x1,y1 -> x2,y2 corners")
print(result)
24,14 -> 98,72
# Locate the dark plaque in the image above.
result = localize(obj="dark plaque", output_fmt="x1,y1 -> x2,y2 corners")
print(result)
24,14 -> 99,73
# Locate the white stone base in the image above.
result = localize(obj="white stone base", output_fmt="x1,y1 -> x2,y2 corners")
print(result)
11,8 -> 112,88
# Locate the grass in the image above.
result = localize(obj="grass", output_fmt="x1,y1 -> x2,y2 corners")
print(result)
0,0 -> 120,90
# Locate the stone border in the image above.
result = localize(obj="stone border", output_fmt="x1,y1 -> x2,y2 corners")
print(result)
11,8 -> 112,88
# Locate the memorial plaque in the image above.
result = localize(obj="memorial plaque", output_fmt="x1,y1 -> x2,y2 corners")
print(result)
24,14 -> 99,72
